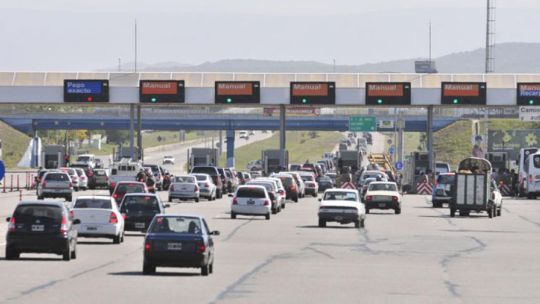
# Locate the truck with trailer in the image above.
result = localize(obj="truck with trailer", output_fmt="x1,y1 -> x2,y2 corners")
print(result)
187,148 -> 219,172
262,149 -> 288,176
337,150 -> 364,173
450,157 -> 503,218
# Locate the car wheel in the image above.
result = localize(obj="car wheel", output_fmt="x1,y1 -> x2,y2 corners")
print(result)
395,208 -> 401,215
366,208 -> 370,214
201,264 -> 210,276
281,203 -> 285,209
168,197 -> 172,203
195,198 -> 199,203
231,212 -> 236,219
67,196 -> 72,202
293,196 -> 299,203
217,190 -> 223,199
209,262 -> 214,274
265,213 -> 271,220
488,206 -> 494,218
354,221 -> 360,228
37,195 -> 43,200
312,193 -> 317,197
5,247 -> 19,260
497,208 -> 502,217
318,219 -> 326,228
360,219 -> 365,228
62,246 -> 71,261
113,234 -> 121,244
450,208 -> 456,217
272,208 -> 277,215
143,262 -> 156,275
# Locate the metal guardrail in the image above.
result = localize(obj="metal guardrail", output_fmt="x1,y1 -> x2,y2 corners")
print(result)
1,71 -> 539,88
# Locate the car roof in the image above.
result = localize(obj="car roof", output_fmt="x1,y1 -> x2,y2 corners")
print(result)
324,188 -> 358,193
154,213 -> 203,219
439,172 -> 456,176
17,200 -> 66,207
75,196 -> 112,200
123,193 -> 158,198
369,181 -> 397,185
238,185 -> 267,190
117,181 -> 145,185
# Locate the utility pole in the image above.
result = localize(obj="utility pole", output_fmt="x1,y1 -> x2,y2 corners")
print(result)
484,0 -> 496,155
134,20 -> 138,73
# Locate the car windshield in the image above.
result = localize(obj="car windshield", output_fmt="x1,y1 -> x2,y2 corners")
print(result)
75,169 -> 84,175
368,183 -> 397,192
301,175 -> 314,182
323,192 -> 358,201
437,175 -> 456,184
320,177 -> 332,182
174,176 -> 196,183
14,205 -> 62,224
116,183 -> 145,194
191,167 -> 217,176
77,156 -> 90,162
74,199 -> 112,209
194,174 -> 207,181
45,173 -> 69,181
150,216 -> 202,234
120,196 -> 160,214
436,164 -> 450,174
236,187 -> 266,198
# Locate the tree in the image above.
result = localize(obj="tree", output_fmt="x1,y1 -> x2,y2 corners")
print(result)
105,130 -> 129,145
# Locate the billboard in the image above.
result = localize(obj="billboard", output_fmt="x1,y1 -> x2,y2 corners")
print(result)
290,82 -> 335,105
139,80 -> 185,103
517,83 -> 540,106
441,82 -> 486,105
365,82 -> 411,105
488,129 -> 540,159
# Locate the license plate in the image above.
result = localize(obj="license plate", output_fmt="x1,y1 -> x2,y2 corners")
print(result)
247,201 -> 255,205
379,203 -> 386,207
135,222 -> 145,229
86,226 -> 97,231
31,225 -> 45,232
167,243 -> 182,251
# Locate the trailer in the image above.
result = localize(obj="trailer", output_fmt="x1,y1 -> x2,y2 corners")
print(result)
188,148 -> 219,171
262,149 -> 288,175
41,145 -> 66,169
450,157 -> 503,218
338,150 -> 364,173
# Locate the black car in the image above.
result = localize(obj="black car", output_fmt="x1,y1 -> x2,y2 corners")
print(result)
143,214 -> 219,276
318,176 -> 334,192
5,201 -> 80,261
120,194 -> 168,232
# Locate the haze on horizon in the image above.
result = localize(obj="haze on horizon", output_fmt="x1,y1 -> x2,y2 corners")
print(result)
0,0 -> 538,71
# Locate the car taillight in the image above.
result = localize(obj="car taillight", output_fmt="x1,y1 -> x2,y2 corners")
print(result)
121,213 -> 126,219
8,217 -> 16,232
198,243 -> 206,253
290,185 -> 297,191
69,210 -> 74,219
144,242 -> 152,252
233,198 -> 238,205
60,216 -> 68,235
111,182 -> 116,188
195,185 -> 199,191
392,196 -> 399,202
42,180 -> 47,188
113,193 -> 119,199
205,182 -> 209,187
110,212 -> 119,224
264,200 -> 270,206
366,195 -> 373,201
279,190 -> 284,195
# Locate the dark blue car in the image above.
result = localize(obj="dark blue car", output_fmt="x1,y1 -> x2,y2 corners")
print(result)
143,214 -> 219,276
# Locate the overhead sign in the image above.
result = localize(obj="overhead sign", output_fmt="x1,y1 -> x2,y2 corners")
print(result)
348,116 -> 376,132
140,80 -> 184,103
519,106 -> 540,121
64,80 -> 109,103
215,81 -> 260,104
366,82 -> 411,105
290,82 -> 335,105
517,83 -> 540,106
488,129 -> 540,159
441,82 -> 486,105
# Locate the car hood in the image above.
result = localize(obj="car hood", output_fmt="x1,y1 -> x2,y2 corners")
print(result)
320,200 -> 361,208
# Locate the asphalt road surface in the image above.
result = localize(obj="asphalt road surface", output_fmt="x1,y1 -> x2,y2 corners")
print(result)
1,188 -> 540,303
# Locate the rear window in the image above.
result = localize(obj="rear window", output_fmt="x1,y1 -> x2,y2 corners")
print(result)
150,216 -> 202,234
45,173 -> 70,181
77,156 -> 90,162
247,183 -> 273,192
236,187 -> 266,198
174,176 -> 196,183
116,183 -> 145,194
323,192 -> 358,201
278,176 -> 293,187
14,205 -> 62,223
437,175 -> 455,184
368,183 -> 397,192
75,169 -> 84,175
95,170 -> 106,176
191,167 -> 218,176
120,196 -> 160,214
194,175 -> 207,181
74,199 -> 112,209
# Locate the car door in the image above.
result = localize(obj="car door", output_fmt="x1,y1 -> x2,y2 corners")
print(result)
202,219 -> 214,257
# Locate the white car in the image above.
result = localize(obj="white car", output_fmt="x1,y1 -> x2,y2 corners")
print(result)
318,189 -> 365,228
230,185 -> 272,220
72,196 -> 125,243
255,177 -> 286,209
162,155 -> 175,165
239,131 -> 249,139
246,180 -> 282,214
363,182 -> 402,214
73,168 -> 89,191
168,175 -> 200,203
75,154 -> 96,169
192,173 -> 217,201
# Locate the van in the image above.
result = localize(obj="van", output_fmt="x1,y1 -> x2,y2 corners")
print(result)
518,148 -> 539,196
523,151 -> 540,199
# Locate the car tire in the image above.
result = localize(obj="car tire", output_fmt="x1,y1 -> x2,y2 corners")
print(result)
395,208 -> 401,215
113,234 -> 121,244
360,219 -> 365,228
5,247 -> 19,260
37,195 -> 43,200
67,196 -> 72,202
143,262 -> 156,275
209,262 -> 214,274
217,190 -> 223,199
281,203 -> 285,209
450,208 -> 456,217
195,198 -> 199,203
231,213 -> 236,219
293,196 -> 299,203
312,193 -> 317,198
318,219 -> 326,228
201,264 -> 210,276
354,221 -> 360,228
497,208 -> 502,217
265,213 -> 271,220
366,208 -> 370,214
488,206 -> 494,218
272,208 -> 277,215
63,246 -> 71,261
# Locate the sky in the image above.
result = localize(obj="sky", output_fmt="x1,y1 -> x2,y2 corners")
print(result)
0,0 -> 539,71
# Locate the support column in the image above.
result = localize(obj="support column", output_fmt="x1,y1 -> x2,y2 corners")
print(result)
219,130 -> 223,156
129,104 -> 135,159
427,106 -> 434,173
279,104 -> 286,167
226,129 -> 235,168
397,112 -> 404,164
137,105 -> 142,161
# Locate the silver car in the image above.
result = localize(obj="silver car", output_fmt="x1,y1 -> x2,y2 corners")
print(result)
191,173 -> 217,201
37,171 -> 73,202
73,168 -> 88,191
168,175 -> 200,203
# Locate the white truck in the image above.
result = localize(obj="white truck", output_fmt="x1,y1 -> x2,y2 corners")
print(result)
188,148 -> 219,171
108,158 -> 143,193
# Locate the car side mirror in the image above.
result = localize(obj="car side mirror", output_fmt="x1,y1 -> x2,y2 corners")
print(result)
73,219 -> 81,225
6,217 -> 11,222
210,230 -> 220,236
228,194 -> 234,197
318,198 -> 322,202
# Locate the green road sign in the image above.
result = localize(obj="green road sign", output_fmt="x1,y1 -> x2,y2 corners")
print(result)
348,116 -> 376,132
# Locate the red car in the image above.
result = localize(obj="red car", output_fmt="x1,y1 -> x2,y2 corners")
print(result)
111,181 -> 149,205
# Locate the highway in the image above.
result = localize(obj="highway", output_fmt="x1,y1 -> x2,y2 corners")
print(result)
1,188 -> 540,303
